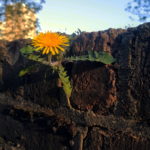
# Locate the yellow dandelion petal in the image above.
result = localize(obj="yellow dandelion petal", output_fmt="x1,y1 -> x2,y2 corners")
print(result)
61,43 -> 69,46
42,47 -> 47,54
54,47 -> 59,54
46,47 -> 50,54
44,47 -> 48,54
32,32 -> 69,55
57,46 -> 65,52
35,47 -> 42,51
51,48 -> 55,55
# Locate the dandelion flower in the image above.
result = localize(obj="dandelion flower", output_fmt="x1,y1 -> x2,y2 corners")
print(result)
32,32 -> 69,55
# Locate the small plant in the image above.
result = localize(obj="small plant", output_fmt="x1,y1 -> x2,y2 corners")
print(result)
19,31 -> 116,109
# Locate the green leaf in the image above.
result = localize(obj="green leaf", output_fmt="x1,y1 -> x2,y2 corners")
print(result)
20,46 -> 45,63
88,51 -> 94,57
27,54 -> 44,62
94,51 -> 100,58
57,66 -> 72,98
19,69 -> 29,77
18,65 -> 35,77
65,50 -> 116,64
98,51 -> 116,64
20,46 -> 35,55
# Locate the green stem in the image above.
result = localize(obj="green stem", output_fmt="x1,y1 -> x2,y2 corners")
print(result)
66,96 -> 72,109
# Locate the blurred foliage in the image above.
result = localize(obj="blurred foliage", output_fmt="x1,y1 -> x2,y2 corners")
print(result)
0,0 -> 45,40
126,0 -> 150,21
0,0 -> 45,21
